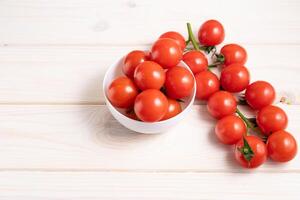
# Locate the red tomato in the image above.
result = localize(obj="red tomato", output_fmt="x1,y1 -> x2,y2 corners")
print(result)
198,19 -> 225,46
245,81 -> 275,110
151,38 -> 183,69
182,50 -> 208,74
108,76 -> 138,108
257,105 -> 288,136
220,44 -> 247,67
267,130 -> 297,162
215,115 -> 247,145
159,31 -> 186,51
235,136 -> 267,168
207,91 -> 237,119
134,61 -> 165,90
165,66 -> 194,99
195,71 -> 220,100
123,50 -> 148,78
134,89 -> 168,122
161,98 -> 182,120
220,64 -> 250,93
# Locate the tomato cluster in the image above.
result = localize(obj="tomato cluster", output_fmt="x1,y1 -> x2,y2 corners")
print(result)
185,20 -> 297,168
107,19 -> 297,168
107,32 -> 194,122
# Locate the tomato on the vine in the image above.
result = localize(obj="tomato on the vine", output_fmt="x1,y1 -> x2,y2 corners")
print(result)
134,61 -> 165,90
245,81 -> 275,110
165,66 -> 194,99
183,50 -> 208,74
207,91 -> 237,119
161,98 -> 182,120
220,63 -> 250,93
108,76 -> 138,108
235,136 -> 267,168
215,115 -> 246,145
159,31 -> 186,51
198,19 -> 225,46
257,105 -> 288,136
123,50 -> 148,78
151,38 -> 183,68
134,89 -> 168,122
267,130 -> 297,162
220,44 -> 247,67
195,70 -> 220,100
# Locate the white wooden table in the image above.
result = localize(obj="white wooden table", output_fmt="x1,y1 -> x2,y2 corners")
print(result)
0,0 -> 299,199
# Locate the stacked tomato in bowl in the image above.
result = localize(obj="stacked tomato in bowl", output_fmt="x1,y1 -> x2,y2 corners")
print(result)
104,19 -> 297,168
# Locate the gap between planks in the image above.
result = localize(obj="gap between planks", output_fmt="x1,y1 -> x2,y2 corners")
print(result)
0,168 -> 299,174
1,43 -> 300,47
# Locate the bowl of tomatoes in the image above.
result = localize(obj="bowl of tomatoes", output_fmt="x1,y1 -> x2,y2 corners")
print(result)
103,46 -> 196,133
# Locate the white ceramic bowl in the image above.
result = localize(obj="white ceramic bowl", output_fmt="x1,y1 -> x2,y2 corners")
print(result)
103,56 -> 196,134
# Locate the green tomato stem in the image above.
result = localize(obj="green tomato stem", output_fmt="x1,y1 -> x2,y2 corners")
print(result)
236,108 -> 256,136
186,23 -> 200,51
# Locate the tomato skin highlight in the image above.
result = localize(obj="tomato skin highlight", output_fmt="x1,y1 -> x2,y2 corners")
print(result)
220,44 -> 247,67
159,31 -> 186,51
165,66 -> 194,99
107,76 -> 138,109
161,98 -> 182,121
257,105 -> 288,136
195,71 -> 220,100
207,91 -> 237,119
215,115 -> 246,145
134,61 -> 165,91
245,81 -> 275,110
198,19 -> 225,46
220,63 -> 250,93
267,130 -> 297,162
235,136 -> 267,168
123,50 -> 148,79
134,89 -> 168,122
183,50 -> 208,74
151,38 -> 183,69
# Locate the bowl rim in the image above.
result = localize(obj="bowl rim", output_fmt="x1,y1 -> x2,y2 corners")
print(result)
102,56 -> 197,125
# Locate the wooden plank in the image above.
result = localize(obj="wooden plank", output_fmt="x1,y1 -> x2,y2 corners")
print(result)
0,104 -> 298,171
0,45 -> 299,104
0,0 -> 299,45
0,171 -> 299,199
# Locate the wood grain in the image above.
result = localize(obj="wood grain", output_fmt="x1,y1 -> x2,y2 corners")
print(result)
0,0 -> 299,198
0,0 -> 299,45
0,171 -> 299,199
0,45 -> 299,104
0,104 -> 298,171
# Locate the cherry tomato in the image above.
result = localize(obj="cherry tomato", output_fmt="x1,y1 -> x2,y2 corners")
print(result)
257,105 -> 288,136
220,64 -> 250,93
215,115 -> 246,145
220,44 -> 247,67
165,66 -> 194,99
151,38 -> 183,69
235,136 -> 267,168
159,31 -> 186,51
161,98 -> 182,120
134,89 -> 168,122
267,130 -> 297,162
195,71 -> 220,100
134,61 -> 165,90
245,81 -> 275,110
123,50 -> 148,78
207,91 -> 237,119
182,50 -> 208,74
198,19 -> 225,46
107,76 -> 138,108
